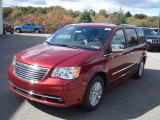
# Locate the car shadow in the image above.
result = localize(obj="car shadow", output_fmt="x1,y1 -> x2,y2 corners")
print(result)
28,68 -> 160,120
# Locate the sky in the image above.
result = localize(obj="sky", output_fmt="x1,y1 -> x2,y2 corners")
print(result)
3,0 -> 160,16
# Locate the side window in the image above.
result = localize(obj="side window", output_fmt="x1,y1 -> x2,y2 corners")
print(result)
109,29 -> 126,52
125,28 -> 138,47
136,28 -> 146,44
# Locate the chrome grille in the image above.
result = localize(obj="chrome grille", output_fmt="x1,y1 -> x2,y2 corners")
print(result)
152,39 -> 160,43
14,62 -> 48,81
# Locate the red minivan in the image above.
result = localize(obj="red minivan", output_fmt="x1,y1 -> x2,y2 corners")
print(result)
8,23 -> 147,111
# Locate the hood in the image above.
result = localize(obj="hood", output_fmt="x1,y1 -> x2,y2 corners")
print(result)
145,35 -> 160,39
16,44 -> 99,68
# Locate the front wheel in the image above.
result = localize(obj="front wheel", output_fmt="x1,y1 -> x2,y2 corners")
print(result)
81,75 -> 104,111
134,60 -> 144,79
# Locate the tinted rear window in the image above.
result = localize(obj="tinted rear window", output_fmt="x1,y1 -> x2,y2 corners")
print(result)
136,28 -> 146,44
125,28 -> 138,47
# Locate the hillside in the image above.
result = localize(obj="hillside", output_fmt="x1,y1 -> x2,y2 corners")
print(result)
3,6 -> 159,33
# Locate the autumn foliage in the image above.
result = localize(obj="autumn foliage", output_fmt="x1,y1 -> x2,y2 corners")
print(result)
3,6 -> 159,33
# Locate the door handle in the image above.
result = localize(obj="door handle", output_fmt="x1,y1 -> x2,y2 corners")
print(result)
110,53 -> 122,58
125,53 -> 130,56
125,52 -> 133,56
130,52 -> 133,55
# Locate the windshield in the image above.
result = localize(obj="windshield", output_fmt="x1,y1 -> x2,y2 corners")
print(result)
45,26 -> 111,50
143,28 -> 156,35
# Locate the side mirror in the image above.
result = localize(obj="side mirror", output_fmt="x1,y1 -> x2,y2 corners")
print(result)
111,44 -> 124,52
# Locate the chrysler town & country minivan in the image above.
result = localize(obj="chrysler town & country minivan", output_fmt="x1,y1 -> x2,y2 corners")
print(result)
8,23 -> 147,111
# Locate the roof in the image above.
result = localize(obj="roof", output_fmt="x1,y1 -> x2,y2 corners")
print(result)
140,27 -> 156,29
69,23 -> 136,28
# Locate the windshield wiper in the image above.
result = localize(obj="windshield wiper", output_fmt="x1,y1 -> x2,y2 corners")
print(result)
45,41 -> 77,49
54,44 -> 78,49
45,41 -> 54,45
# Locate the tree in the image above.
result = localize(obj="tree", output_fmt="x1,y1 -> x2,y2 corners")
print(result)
125,11 -> 132,18
74,11 -> 80,17
35,7 -> 46,16
134,14 -> 146,19
67,10 -> 76,17
79,11 -> 92,23
3,7 -> 13,18
99,9 -> 107,17
3,6 -> 158,33
10,9 -> 23,23
88,9 -> 96,16
114,8 -> 126,24
48,6 -> 67,15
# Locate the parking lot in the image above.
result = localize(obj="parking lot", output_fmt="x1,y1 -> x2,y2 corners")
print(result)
0,33 -> 160,120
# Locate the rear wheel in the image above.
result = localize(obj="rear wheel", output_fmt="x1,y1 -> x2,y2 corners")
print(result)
11,30 -> 14,34
3,30 -> 6,34
134,60 -> 144,79
81,75 -> 104,111
35,29 -> 39,33
15,29 -> 21,33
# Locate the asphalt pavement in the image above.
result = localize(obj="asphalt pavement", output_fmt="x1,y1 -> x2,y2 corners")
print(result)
0,33 -> 160,120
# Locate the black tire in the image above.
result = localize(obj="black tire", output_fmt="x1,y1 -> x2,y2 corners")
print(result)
81,75 -> 104,111
134,60 -> 145,79
15,29 -> 21,33
35,29 -> 39,33
11,30 -> 14,34
3,29 -> 6,34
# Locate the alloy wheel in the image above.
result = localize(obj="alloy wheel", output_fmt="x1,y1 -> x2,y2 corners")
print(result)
139,61 -> 144,77
89,82 -> 102,106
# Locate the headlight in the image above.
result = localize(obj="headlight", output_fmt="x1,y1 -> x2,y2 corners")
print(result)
51,67 -> 81,80
12,56 -> 16,65
146,39 -> 152,43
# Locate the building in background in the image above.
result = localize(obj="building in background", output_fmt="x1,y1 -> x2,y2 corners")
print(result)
158,10 -> 160,35
0,0 -> 2,34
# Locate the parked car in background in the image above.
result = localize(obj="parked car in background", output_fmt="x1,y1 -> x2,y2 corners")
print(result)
8,23 -> 147,111
141,27 -> 160,51
151,28 -> 160,35
3,23 -> 14,34
14,23 -> 44,33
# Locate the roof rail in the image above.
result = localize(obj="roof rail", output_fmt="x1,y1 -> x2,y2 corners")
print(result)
121,24 -> 135,26
115,23 -> 136,27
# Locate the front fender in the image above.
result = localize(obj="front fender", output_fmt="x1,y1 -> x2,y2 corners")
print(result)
82,58 -> 108,86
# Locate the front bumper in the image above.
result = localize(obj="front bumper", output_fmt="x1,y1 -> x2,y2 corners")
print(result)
8,65 -> 86,107
147,42 -> 160,49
